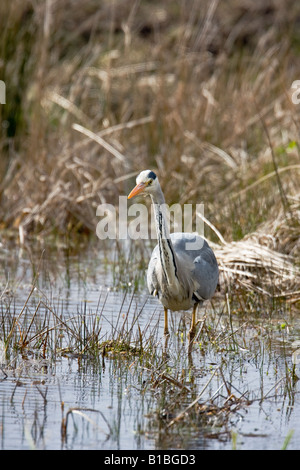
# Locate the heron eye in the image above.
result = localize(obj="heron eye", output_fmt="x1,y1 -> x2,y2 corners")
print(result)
148,179 -> 153,185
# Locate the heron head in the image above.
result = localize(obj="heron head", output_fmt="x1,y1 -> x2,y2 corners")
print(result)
128,170 -> 158,199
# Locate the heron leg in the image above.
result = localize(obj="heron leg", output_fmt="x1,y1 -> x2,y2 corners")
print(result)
189,304 -> 198,341
164,307 -> 169,336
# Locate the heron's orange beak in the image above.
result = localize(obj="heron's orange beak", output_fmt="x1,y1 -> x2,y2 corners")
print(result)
128,182 -> 147,199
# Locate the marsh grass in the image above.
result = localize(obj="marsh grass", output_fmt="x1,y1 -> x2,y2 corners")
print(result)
1,0 -> 300,303
1,0 -> 300,449
1,260 -> 300,448
143,305 -> 300,448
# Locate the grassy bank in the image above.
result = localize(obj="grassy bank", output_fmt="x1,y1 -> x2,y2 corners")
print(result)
0,0 -> 300,298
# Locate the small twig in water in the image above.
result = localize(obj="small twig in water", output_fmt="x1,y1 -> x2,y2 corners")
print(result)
167,367 -> 219,427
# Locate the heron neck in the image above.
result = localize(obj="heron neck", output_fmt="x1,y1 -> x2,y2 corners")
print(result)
151,188 -> 178,285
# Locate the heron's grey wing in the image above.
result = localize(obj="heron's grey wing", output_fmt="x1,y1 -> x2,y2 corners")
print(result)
170,232 -> 219,300
193,244 -> 219,300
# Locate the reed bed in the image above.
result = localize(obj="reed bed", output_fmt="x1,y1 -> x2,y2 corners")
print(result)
1,1 -> 300,306
1,3 -> 300,447
1,270 -> 298,449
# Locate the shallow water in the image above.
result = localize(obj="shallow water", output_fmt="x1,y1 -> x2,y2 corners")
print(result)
0,241 -> 300,450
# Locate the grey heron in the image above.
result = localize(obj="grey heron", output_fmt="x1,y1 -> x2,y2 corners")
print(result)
128,170 -> 219,338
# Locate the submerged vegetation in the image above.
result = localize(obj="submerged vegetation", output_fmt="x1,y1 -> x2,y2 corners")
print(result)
0,254 -> 299,449
0,0 -> 300,450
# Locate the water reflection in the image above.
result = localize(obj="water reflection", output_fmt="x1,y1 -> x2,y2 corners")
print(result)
0,242 -> 300,449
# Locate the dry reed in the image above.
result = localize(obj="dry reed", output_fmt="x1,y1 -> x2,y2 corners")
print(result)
0,0 -> 300,299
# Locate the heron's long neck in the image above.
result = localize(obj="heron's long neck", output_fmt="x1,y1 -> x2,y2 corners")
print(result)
151,187 -> 178,285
